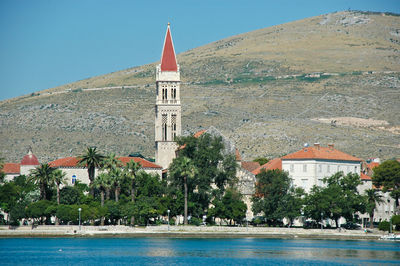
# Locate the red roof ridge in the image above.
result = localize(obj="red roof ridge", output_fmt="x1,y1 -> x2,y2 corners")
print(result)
282,145 -> 361,162
2,163 -> 21,174
117,157 -> 162,169
360,173 -> 372,181
252,158 -> 282,175
160,23 -> 178,71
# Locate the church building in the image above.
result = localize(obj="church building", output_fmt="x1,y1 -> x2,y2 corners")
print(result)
155,23 -> 181,169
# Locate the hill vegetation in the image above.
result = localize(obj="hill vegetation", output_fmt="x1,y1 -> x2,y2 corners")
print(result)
1,11 -> 399,163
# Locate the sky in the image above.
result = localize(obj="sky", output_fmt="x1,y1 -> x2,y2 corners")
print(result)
0,0 -> 399,101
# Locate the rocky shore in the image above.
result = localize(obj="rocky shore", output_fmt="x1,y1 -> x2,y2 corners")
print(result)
0,225 -> 386,240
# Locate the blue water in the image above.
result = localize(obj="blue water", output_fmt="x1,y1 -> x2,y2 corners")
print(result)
1,238 -> 399,265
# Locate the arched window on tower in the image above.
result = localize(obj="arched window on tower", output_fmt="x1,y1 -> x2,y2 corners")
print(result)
171,114 -> 177,140
162,85 -> 167,102
162,114 -> 168,141
171,85 -> 177,102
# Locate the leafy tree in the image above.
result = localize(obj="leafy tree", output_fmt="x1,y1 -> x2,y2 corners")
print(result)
253,157 -> 269,166
304,172 -> 365,228
392,215 -> 400,231
104,200 -> 121,224
0,175 -> 38,225
0,156 -> 5,183
26,200 -> 54,225
278,187 -> 305,227
210,188 -> 247,225
29,163 -> 54,200
133,172 -> 167,225
365,189 -> 384,229
59,186 -> 80,205
252,169 -> 292,226
373,160 -> 400,211
169,156 -> 198,225
170,133 -> 237,222
303,186 -> 328,224
78,147 -> 105,196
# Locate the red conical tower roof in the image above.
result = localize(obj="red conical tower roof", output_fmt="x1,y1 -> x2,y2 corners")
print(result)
160,23 -> 178,71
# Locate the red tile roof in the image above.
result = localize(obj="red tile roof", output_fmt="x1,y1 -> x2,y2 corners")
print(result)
282,145 -> 361,162
194,129 -> 206,138
49,156 -> 162,169
241,161 -> 260,172
49,157 -> 80,168
367,162 -> 380,170
252,158 -> 282,175
160,24 -> 178,71
117,157 -> 162,169
360,173 -> 372,181
2,163 -> 20,174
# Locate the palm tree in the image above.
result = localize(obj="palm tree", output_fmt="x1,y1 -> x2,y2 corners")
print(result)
30,163 -> 55,200
93,173 -> 109,226
110,167 -> 123,202
52,169 -> 67,205
170,156 -> 198,225
102,153 -> 122,171
365,188 -> 384,229
124,160 -> 142,225
52,169 -> 66,226
78,147 -> 105,196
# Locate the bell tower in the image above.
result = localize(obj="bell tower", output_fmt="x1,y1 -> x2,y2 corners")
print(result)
155,23 -> 181,169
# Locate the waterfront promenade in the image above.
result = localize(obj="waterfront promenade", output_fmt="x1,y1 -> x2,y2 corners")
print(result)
0,225 -> 385,240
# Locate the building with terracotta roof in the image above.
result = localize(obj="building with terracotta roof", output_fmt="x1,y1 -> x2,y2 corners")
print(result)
2,148 -> 39,181
155,23 -> 181,170
49,156 -> 162,186
281,143 -> 362,192
357,159 -> 395,225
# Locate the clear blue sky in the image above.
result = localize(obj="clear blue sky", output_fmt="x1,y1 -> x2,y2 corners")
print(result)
0,0 -> 399,101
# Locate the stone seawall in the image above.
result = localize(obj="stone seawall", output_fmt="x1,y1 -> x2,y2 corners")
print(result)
0,225 -> 385,240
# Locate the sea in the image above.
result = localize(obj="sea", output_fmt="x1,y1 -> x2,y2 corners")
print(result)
1,237 -> 399,265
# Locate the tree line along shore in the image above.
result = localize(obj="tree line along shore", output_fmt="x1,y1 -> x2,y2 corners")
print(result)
1,133 -> 400,234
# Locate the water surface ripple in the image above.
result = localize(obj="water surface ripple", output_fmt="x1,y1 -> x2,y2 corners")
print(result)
1,238 -> 399,265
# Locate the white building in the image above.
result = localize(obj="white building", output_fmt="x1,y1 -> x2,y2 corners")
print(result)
282,143 -> 362,193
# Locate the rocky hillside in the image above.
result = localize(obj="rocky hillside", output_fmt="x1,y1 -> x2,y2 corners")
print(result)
1,11 -> 399,163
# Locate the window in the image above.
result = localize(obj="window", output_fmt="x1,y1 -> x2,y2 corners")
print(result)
303,164 -> 307,172
162,114 -> 168,141
354,166 -> 358,173
327,165 -> 330,173
171,114 -> 177,140
318,164 -> 322,173
171,85 -> 177,100
290,164 -> 294,172
72,175 -> 76,185
162,85 -> 167,101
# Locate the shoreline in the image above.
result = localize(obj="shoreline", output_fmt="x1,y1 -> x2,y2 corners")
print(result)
0,225 -> 386,241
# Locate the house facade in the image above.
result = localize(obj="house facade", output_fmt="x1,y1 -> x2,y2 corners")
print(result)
282,143 -> 362,193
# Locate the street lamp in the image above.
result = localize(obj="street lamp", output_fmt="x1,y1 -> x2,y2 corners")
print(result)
78,208 -> 82,231
167,210 -> 170,231
321,212 -> 323,230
